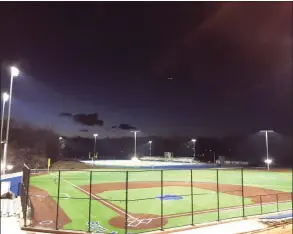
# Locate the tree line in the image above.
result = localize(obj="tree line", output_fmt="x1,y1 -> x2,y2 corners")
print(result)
1,120 -> 292,172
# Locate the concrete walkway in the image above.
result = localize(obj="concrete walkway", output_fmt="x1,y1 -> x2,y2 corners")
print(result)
173,219 -> 267,234
1,216 -> 27,234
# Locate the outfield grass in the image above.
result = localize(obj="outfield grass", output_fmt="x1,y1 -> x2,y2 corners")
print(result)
100,187 -> 254,215
29,169 -> 292,233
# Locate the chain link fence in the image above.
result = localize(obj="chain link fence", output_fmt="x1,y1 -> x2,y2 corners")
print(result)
21,167 -> 292,233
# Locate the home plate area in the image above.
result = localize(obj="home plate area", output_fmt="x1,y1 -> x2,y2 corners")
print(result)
127,217 -> 153,227
109,213 -> 168,230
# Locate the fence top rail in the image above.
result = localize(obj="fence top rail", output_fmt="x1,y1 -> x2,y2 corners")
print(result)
23,163 -> 31,170
0,171 -> 23,180
29,167 -> 246,172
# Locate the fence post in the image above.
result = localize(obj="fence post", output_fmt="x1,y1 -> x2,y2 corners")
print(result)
125,171 -> 129,234
216,169 -> 220,221
56,170 -> 61,230
161,170 -> 164,231
276,194 -> 279,212
24,168 -> 31,227
88,171 -> 93,232
260,195 -> 263,214
241,168 -> 245,217
191,169 -> 194,225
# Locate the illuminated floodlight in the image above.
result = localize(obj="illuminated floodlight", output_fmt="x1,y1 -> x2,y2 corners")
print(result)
93,133 -> 98,137
131,156 -> 139,161
10,66 -> 20,77
0,163 -> 13,170
148,141 -> 152,144
259,130 -> 274,133
59,137 -> 63,140
191,139 -> 196,142
2,92 -> 9,102
264,159 -> 272,164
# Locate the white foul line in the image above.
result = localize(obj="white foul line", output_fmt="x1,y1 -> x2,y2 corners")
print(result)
49,172 -> 135,219
60,193 -> 70,199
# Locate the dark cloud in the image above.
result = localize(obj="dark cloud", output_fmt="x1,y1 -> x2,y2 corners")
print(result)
112,124 -> 137,130
79,129 -> 89,132
74,113 -> 104,126
59,113 -> 104,126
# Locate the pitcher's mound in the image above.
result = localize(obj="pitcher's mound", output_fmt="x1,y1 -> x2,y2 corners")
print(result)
109,213 -> 168,230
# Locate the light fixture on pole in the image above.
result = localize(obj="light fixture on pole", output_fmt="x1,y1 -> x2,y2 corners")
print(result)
148,141 -> 152,156
1,163 -> 13,171
264,158 -> 272,170
259,130 -> 274,171
58,137 -> 63,160
2,66 -> 19,175
93,133 -> 98,162
131,131 -> 140,158
213,151 -> 216,168
1,92 -> 9,144
191,139 -> 196,157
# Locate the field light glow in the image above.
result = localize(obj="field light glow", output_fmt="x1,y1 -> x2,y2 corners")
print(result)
131,156 -> 139,161
2,92 -> 9,101
1,163 -> 13,170
11,66 -> 20,77
264,159 -> 272,164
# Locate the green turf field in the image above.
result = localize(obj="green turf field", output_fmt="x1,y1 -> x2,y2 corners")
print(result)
28,168 -> 292,233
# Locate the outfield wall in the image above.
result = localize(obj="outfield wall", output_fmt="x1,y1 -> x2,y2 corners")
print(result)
80,160 -> 215,169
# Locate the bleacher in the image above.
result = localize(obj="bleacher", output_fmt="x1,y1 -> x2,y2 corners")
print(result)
140,156 -> 200,164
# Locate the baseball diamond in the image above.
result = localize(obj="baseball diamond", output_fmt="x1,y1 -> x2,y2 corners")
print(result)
22,164 -> 292,234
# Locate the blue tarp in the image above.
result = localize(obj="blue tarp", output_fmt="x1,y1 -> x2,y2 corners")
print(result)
261,212 -> 292,220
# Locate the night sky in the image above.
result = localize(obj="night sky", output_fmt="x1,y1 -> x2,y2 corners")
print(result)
1,2 -> 292,138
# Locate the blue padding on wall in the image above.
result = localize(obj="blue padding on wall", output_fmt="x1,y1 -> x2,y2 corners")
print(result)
1,175 -> 22,196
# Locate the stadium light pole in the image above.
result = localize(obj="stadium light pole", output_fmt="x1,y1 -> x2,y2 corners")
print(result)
131,131 -> 139,158
1,92 -> 9,144
148,141 -> 152,156
58,137 -> 63,160
2,66 -> 19,175
191,139 -> 196,157
93,133 -> 98,161
259,130 -> 274,171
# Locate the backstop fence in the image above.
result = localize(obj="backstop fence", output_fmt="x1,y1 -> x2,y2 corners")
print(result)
21,167 -> 292,233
